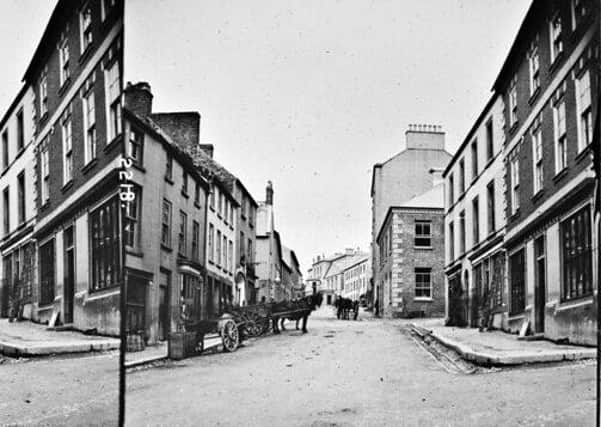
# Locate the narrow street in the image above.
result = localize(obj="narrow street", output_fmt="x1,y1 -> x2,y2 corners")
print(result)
0,351 -> 120,426
122,307 -> 595,427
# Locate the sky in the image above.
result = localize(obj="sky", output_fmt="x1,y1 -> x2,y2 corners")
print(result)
0,1 -> 531,275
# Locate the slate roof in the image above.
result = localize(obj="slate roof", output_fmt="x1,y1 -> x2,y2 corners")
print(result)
399,183 -> 444,209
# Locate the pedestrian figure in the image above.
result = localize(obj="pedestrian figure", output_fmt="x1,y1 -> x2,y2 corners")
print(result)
353,300 -> 359,320
374,299 -> 379,317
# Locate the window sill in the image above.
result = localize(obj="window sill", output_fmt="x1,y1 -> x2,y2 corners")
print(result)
88,284 -> 120,296
209,206 -> 215,212
160,244 -> 173,253
552,167 -> 568,184
575,146 -> 591,164
78,44 -> 94,66
81,158 -> 98,175
414,297 -> 433,302
557,296 -> 593,312
58,77 -> 71,97
528,86 -> 541,106
549,51 -> 564,75
38,112 -> 49,127
508,121 -> 519,135
194,201 -> 201,209
181,190 -> 189,199
126,248 -> 143,258
104,134 -> 122,154
509,209 -> 520,222
164,176 -> 174,185
531,189 -> 544,203
208,260 -> 214,265
40,201 -> 50,212
414,246 -> 432,250
61,180 -> 74,194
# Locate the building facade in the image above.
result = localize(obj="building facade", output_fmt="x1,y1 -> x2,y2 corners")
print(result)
371,125 -> 451,314
341,256 -> 371,302
376,185 -> 446,318
494,0 -> 599,344
123,82 -> 209,344
0,87 -> 37,320
26,0 -> 123,334
233,180 -> 258,305
443,95 -> 507,328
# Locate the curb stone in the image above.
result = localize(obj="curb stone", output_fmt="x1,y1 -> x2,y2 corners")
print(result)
408,323 -> 596,366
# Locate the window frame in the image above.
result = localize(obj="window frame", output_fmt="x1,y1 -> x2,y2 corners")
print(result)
575,69 -> 592,153
560,205 -> 593,301
549,13 -> 563,64
161,199 -> 172,248
531,121 -> 543,194
553,99 -> 567,173
79,2 -> 94,54
178,210 -> 188,257
472,196 -> 479,246
62,108 -> 73,184
17,171 -> 25,225
124,187 -> 140,249
415,267 -> 432,299
82,87 -> 97,165
414,220 -> 432,248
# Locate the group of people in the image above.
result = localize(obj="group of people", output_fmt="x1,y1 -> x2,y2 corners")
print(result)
334,296 -> 360,321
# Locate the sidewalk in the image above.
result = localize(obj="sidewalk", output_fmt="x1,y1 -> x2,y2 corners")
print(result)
0,319 -> 119,357
125,342 -> 168,368
409,318 -> 596,366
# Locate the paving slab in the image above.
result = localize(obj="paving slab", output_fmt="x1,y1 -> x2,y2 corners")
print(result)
0,319 -> 119,357
409,318 -> 596,366
125,342 -> 168,368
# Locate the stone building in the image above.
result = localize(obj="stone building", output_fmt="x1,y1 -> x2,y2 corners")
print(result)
26,0 -> 123,334
443,94 -> 507,328
493,0 -> 599,344
123,82 -> 209,344
0,86 -> 37,320
376,185 -> 445,318
371,125 -> 451,314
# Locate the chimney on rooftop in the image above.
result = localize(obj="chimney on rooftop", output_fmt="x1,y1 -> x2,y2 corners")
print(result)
199,144 -> 214,159
124,82 -> 153,117
266,181 -> 274,205
405,123 -> 445,150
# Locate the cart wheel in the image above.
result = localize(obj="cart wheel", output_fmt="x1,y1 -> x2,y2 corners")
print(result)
221,319 -> 239,352
195,333 -> 204,354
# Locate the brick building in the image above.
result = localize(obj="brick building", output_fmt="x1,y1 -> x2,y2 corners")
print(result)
371,125 -> 451,314
0,86 -> 37,320
123,82 -> 209,344
443,94 -> 507,328
24,0 -> 123,334
494,0 -> 599,344
376,184 -> 445,318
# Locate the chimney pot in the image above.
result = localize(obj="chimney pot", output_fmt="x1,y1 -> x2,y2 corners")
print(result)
124,81 -> 153,117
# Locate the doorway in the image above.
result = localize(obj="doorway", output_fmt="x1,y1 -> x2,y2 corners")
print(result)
63,226 -> 75,324
534,235 -> 546,333
158,285 -> 168,341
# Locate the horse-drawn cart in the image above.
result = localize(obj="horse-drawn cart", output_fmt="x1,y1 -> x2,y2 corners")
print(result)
180,293 -> 323,356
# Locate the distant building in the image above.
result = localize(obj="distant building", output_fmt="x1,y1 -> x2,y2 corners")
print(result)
255,181 -> 284,302
443,94 -> 506,328
233,180 -> 258,305
376,184 -> 445,318
306,248 -> 367,304
371,125 -> 451,315
341,256 -> 371,302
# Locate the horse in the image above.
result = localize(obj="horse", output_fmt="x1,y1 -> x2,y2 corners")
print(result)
334,297 -> 354,320
272,292 -> 323,334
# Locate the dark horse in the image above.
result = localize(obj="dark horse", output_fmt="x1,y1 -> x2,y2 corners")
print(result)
334,297 -> 353,320
272,293 -> 323,334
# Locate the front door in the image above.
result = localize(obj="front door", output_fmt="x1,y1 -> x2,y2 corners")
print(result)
158,285 -> 168,341
63,227 -> 75,324
534,236 -> 546,333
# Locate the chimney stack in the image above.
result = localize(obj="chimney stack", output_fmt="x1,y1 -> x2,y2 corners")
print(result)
199,144 -> 214,159
405,123 -> 445,150
266,180 -> 274,205
124,82 -> 153,117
